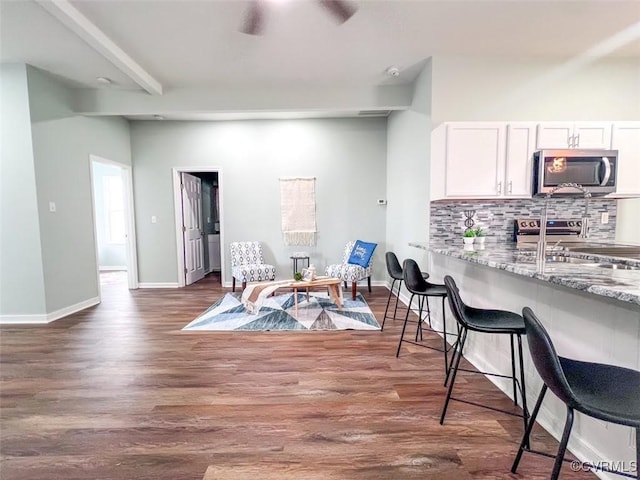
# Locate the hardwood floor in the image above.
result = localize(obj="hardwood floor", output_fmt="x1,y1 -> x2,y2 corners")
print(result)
0,273 -> 593,479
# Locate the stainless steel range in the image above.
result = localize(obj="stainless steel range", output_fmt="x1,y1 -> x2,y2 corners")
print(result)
514,218 -> 584,244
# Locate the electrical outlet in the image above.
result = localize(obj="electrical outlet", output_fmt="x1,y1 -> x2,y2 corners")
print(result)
600,212 -> 609,224
377,199 -> 387,205
151,216 -> 157,224
49,201 -> 56,212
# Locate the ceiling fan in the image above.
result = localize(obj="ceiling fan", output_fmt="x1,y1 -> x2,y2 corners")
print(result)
241,0 -> 358,36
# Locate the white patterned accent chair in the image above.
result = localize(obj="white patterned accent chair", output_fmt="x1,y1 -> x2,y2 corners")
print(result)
230,241 -> 276,292
325,240 -> 372,300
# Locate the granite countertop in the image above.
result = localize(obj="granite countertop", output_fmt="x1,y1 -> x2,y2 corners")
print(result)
409,241 -> 640,307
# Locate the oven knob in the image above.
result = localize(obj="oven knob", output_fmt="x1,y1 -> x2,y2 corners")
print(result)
529,221 -> 537,227
520,221 -> 528,228
568,221 -> 575,227
577,221 -> 582,226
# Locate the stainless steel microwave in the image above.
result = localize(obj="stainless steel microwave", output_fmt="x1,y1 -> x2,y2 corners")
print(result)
533,149 -> 618,196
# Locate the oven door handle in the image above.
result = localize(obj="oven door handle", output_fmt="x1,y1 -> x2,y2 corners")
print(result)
600,156 -> 611,186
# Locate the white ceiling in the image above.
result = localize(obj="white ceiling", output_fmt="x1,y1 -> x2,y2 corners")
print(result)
2,0 -> 639,118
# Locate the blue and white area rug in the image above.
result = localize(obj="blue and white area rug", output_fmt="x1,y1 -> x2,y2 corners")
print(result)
183,292 -> 380,331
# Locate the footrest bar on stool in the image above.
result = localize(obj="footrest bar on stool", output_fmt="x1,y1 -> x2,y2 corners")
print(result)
449,397 -> 527,419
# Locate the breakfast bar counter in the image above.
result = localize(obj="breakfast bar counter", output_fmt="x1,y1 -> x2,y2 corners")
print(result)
409,240 -> 639,478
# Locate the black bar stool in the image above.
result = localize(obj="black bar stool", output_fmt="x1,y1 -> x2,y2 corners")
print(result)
440,275 -> 529,439
395,259 -> 457,376
512,307 -> 640,480
381,252 -> 430,331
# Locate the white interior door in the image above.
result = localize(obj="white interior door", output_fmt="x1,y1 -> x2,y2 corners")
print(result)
181,173 -> 205,285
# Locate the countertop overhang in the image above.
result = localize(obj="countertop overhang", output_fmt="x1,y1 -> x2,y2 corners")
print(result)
411,241 -> 640,307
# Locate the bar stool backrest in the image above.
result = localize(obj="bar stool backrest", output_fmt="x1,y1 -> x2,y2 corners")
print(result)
522,307 -> 579,409
385,252 -> 403,281
403,259 -> 428,294
443,275 -> 471,329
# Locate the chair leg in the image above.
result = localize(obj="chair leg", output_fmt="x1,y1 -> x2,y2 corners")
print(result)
551,407 -> 575,480
512,385 -> 547,473
367,276 -> 371,293
415,296 -> 425,342
441,296 -> 449,377
232,277 -> 236,292
440,327 -> 468,425
381,278 -> 397,331
517,333 -> 529,447
351,282 -> 357,300
396,294 -> 414,357
392,279 -> 403,320
510,334 -> 518,407
344,281 -> 348,289
242,281 -> 247,291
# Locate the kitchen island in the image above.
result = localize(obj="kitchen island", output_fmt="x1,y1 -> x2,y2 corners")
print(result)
410,241 -> 640,480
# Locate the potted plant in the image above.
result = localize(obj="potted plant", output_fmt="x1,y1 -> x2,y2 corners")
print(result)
473,227 -> 486,245
463,229 -> 476,246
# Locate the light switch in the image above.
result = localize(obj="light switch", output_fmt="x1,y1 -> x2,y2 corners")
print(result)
49,201 -> 56,212
600,212 -> 609,224
151,215 -> 157,224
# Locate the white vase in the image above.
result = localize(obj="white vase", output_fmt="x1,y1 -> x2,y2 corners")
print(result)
463,237 -> 475,246
474,236 -> 486,246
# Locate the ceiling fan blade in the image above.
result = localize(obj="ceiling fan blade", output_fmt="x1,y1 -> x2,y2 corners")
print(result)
241,0 -> 264,35
318,0 -> 357,24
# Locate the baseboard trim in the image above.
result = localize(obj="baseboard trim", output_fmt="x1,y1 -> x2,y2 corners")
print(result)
138,282 -> 180,289
0,296 -> 100,324
99,266 -> 127,271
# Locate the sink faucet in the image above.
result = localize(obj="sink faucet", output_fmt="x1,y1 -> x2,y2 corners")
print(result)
536,183 -> 591,274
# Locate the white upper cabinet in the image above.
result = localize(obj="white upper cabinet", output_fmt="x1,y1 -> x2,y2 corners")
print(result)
505,123 -> 536,197
611,122 -> 640,195
437,122 -> 534,199
444,123 -> 506,197
536,122 -> 612,149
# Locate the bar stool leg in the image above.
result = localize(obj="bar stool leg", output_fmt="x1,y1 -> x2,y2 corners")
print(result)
381,278 -> 397,331
512,385 -> 547,473
441,296 -> 450,378
551,408 -> 575,480
415,296 -> 425,342
396,293 -> 414,357
510,334 -> 518,407
392,279 -> 402,320
517,333 -> 529,448
440,327 -> 468,425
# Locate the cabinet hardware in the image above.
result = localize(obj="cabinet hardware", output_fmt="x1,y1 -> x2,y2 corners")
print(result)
497,181 -> 502,194
508,181 -> 513,194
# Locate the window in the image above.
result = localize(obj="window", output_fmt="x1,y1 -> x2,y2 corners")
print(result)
103,175 -> 125,244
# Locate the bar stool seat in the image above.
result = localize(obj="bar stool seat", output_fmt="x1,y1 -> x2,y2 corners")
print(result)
512,307 -> 640,480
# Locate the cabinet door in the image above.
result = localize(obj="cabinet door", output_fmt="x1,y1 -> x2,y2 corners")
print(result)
505,124 -> 535,197
445,123 -> 505,197
611,122 -> 640,195
536,123 -> 573,148
574,122 -> 612,149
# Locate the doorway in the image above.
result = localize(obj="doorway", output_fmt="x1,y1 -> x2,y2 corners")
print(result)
90,155 -> 139,293
172,167 -> 224,287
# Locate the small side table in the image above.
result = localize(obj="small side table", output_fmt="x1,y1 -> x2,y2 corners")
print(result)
290,255 -> 310,276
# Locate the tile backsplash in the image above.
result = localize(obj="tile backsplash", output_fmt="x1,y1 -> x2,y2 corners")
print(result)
430,198 -> 617,243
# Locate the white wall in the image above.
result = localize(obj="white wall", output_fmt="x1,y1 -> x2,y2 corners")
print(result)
385,60 -> 433,278
431,56 -> 640,123
0,64 -> 47,318
92,162 -> 127,268
26,66 -> 132,313
130,117 -> 388,286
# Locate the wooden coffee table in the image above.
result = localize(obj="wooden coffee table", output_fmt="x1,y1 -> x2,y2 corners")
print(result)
241,276 -> 343,316
290,276 -> 343,315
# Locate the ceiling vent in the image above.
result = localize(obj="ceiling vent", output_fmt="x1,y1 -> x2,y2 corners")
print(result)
358,110 -> 391,117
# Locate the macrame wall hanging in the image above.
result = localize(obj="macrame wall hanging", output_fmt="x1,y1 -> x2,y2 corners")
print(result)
279,177 -> 317,246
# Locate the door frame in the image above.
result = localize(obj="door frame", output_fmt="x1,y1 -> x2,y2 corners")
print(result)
172,167 -> 225,288
89,154 -> 139,291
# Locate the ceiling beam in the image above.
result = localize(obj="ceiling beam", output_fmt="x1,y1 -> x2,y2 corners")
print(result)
35,0 -> 163,95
